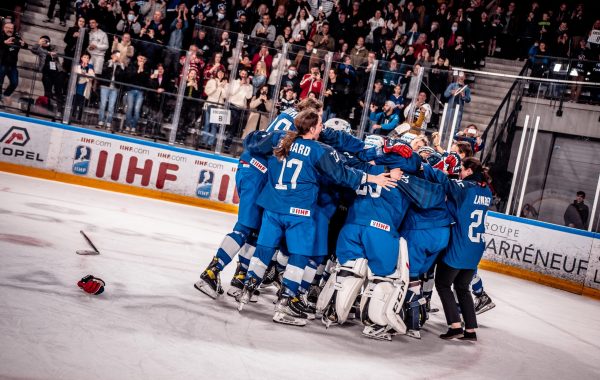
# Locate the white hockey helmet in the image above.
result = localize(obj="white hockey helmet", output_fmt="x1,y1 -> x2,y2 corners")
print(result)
324,118 -> 352,133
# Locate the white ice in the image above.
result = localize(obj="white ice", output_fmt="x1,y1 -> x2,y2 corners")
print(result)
0,172 -> 599,380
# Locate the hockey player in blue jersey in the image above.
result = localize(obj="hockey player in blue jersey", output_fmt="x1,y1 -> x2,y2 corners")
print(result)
316,158 -> 446,340
422,157 -> 493,341
237,110 -> 397,326
265,97 -> 322,132
194,98 -> 325,300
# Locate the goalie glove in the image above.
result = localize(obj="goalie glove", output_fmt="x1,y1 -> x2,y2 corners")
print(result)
77,275 -> 106,295
382,139 -> 413,158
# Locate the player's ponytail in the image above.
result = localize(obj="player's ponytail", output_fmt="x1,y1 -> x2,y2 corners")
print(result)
462,157 -> 491,184
274,109 -> 320,160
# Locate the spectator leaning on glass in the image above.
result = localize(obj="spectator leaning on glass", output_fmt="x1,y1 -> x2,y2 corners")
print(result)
72,52 -> 95,121
97,50 -> 124,129
123,54 -> 150,134
201,68 -> 228,149
87,18 -> 109,75
0,21 -> 27,107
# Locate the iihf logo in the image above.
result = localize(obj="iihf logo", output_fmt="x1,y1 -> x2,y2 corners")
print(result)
72,145 -> 92,175
196,170 -> 214,199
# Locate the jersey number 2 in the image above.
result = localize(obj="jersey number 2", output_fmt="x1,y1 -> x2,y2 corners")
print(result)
468,209 -> 484,243
275,158 -> 303,190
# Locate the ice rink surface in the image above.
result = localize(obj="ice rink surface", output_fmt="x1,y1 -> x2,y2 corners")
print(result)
0,172 -> 599,380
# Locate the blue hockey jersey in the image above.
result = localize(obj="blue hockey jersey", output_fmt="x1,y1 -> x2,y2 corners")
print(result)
245,132 -> 367,216
265,107 -> 298,132
422,165 -> 493,270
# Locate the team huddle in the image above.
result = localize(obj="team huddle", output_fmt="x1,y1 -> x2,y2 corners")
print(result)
194,98 -> 495,342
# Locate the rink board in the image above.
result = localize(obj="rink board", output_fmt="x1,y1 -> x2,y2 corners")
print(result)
1,112 -> 599,298
0,112 -> 240,208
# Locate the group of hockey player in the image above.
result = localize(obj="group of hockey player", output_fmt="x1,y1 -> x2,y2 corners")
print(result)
194,97 -> 495,342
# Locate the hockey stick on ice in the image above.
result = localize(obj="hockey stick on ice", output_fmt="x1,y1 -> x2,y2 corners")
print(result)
77,230 -> 100,255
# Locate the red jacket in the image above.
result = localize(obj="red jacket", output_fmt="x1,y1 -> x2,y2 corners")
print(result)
299,73 -> 323,99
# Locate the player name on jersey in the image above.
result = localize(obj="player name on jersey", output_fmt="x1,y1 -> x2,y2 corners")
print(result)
370,220 -> 391,231
290,142 -> 311,157
290,207 -> 311,217
474,195 -> 492,206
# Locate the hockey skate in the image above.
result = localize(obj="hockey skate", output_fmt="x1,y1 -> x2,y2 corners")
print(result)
474,291 -> 496,315
194,259 -> 224,299
406,329 -> 421,340
362,324 -> 394,341
273,296 -> 308,326
227,265 -> 259,302
297,294 -> 316,320
236,277 -> 259,311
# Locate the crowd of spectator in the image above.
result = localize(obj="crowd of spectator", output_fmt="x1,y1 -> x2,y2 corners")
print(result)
1,0 -> 600,148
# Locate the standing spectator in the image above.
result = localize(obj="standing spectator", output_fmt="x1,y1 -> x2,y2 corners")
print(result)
137,28 -> 162,68
404,91 -> 432,133
31,35 -> 63,103
123,54 -> 150,133
331,11 -> 351,48
382,58 -> 401,95
45,0 -> 69,26
388,84 -> 405,118
291,6 -> 314,40
274,25 -> 294,49
499,2 -> 518,59
111,33 -> 135,67
311,22 -> 335,55
519,12 -> 539,60
64,17 -> 88,72
146,10 -> 167,44
0,22 -> 27,106
322,68 -> 342,121
299,66 -> 322,100
87,18 -> 109,75
97,50 -> 124,129
251,61 -> 268,96
148,62 -> 174,118
116,10 -> 142,37
272,4 -> 289,36
366,10 -> 384,46
268,50 -> 290,96
564,191 -> 589,230
179,68 -> 202,143
279,63 -> 300,95
201,68 -> 228,149
211,3 -> 230,31
293,40 -> 318,76
444,72 -> 471,131
228,69 -> 253,140
164,9 -> 189,72
72,52 -> 95,121
251,14 -> 276,43
141,0 -> 165,20
429,55 -> 449,113
202,52 -> 225,92
251,44 -> 273,76
243,85 -> 273,137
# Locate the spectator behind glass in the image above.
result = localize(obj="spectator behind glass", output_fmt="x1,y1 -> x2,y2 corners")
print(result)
87,18 -> 109,75
251,44 -> 273,77
299,66 -> 322,100
0,21 -> 28,107
31,35 -> 63,103
203,52 -> 225,94
243,85 -> 273,137
443,72 -> 471,132
45,0 -> 69,26
123,54 -> 150,134
279,63 -> 300,95
251,61 -> 268,96
201,68 -> 228,149
564,191 -> 589,230
97,50 -> 124,129
72,52 -> 95,121
146,10 -> 167,44
111,33 -> 134,67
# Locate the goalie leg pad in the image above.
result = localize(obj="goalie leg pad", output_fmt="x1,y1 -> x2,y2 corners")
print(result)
318,258 -> 368,325
360,277 -> 408,335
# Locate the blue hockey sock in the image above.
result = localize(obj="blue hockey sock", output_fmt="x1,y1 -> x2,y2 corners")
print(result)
214,222 -> 252,271
246,244 -> 275,285
299,258 -> 318,294
282,254 -> 309,297
237,232 -> 258,270
471,273 -> 483,296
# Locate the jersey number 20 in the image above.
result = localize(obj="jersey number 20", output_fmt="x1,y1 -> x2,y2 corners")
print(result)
468,209 -> 484,243
275,158 -> 303,190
